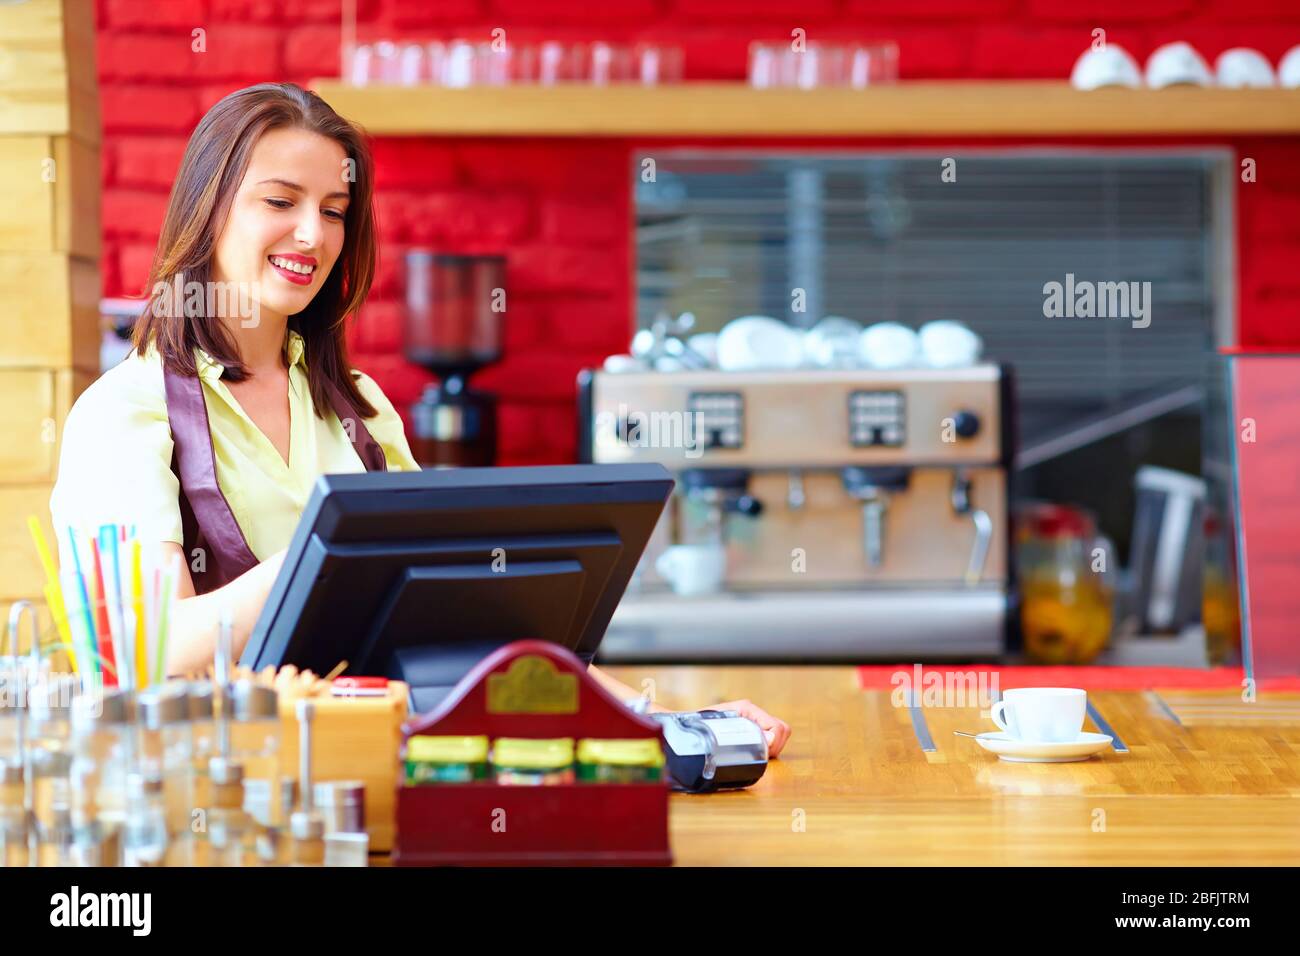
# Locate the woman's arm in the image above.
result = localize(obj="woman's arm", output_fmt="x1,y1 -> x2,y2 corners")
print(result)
586,662 -> 670,713
161,542 -> 287,675
587,663 -> 792,758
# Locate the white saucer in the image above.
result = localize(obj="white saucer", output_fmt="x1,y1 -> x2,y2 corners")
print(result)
974,731 -> 1113,763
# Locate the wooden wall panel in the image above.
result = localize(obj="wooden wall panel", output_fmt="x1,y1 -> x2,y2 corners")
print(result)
0,0 -> 99,141
0,253 -> 100,371
0,135 -> 98,257
0,0 -> 100,619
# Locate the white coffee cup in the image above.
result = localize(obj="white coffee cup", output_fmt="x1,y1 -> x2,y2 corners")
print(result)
803,315 -> 863,368
1145,42 -> 1213,89
918,319 -> 982,368
1281,45 -> 1300,89
655,544 -> 726,596
1070,45 -> 1142,90
716,316 -> 804,371
1215,48 -> 1275,89
859,322 -> 919,370
990,687 -> 1087,743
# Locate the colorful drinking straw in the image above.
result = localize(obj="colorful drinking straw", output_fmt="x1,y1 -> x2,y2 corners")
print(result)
88,536 -> 118,687
26,515 -> 77,673
101,525 -> 130,691
131,536 -> 147,689
64,527 -> 100,681
155,554 -> 177,685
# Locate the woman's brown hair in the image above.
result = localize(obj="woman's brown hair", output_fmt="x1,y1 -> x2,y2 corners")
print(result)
131,81 -> 378,419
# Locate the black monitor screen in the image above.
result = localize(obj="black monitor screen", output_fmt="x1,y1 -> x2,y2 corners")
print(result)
241,464 -> 673,709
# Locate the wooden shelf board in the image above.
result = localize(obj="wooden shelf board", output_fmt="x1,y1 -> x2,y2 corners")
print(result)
310,80 -> 1300,137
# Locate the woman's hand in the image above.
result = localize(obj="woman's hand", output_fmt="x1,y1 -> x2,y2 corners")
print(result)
584,665 -> 792,758
163,544 -> 289,676
703,699 -> 791,758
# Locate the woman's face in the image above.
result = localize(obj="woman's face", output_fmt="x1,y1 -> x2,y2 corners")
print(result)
211,126 -> 349,325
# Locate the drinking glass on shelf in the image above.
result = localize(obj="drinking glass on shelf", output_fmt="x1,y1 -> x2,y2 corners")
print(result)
634,43 -> 684,85
509,43 -> 539,84
590,42 -> 633,85
797,43 -> 846,89
847,42 -> 899,87
398,43 -> 424,86
424,41 -> 446,84
748,41 -> 780,89
476,43 -> 512,86
347,43 -> 372,86
441,39 -> 476,87
538,41 -> 578,84
370,40 -> 401,84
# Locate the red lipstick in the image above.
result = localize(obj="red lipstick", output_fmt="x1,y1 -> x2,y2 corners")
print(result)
268,252 -> 317,286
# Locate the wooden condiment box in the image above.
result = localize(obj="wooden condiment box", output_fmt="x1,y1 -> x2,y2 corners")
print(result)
274,680 -> 408,853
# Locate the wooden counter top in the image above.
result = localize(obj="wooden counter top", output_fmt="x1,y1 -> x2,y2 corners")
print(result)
602,665 -> 1300,866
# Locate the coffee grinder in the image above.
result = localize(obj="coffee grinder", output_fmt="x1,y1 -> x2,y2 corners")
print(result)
403,252 -> 505,467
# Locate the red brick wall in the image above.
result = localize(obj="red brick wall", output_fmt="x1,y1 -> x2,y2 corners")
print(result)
95,0 -> 1300,464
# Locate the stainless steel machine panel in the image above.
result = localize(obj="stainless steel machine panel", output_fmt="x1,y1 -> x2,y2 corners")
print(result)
598,590 -> 1006,662
588,365 -> 1003,469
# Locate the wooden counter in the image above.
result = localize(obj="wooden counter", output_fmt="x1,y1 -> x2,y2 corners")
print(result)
602,665 -> 1300,866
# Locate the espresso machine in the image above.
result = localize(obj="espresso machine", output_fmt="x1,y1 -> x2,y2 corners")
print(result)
578,364 -> 1015,660
404,252 -> 504,467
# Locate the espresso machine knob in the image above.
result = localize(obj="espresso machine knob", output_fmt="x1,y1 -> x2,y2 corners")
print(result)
952,410 -> 981,439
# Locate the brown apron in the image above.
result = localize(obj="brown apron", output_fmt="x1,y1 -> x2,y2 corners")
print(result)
164,365 -> 387,595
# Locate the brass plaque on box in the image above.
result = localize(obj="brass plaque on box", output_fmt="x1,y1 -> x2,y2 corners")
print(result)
486,656 -> 579,715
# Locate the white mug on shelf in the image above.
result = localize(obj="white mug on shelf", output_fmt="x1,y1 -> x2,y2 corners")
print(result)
655,544 -> 727,597
990,687 -> 1087,743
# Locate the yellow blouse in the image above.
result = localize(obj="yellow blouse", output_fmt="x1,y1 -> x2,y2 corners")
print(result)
49,329 -> 420,565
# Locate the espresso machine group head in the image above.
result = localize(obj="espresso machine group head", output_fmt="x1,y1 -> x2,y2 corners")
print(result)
577,364 -> 1015,661
678,468 -> 764,545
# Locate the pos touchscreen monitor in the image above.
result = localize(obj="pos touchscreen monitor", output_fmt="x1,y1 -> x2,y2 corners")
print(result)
240,463 -> 674,713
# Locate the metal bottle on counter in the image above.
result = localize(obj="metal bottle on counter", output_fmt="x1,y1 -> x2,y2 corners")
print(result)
0,761 -> 27,867
205,610 -> 250,867
136,683 -> 193,865
229,680 -> 281,825
0,618 -> 32,868
123,772 -> 167,866
70,689 -> 135,866
290,699 -> 324,866
29,676 -> 76,862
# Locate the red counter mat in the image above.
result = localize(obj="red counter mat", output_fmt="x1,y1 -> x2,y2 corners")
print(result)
857,665 -> 1300,692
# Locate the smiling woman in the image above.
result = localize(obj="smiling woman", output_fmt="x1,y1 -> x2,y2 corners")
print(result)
49,83 -> 419,675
